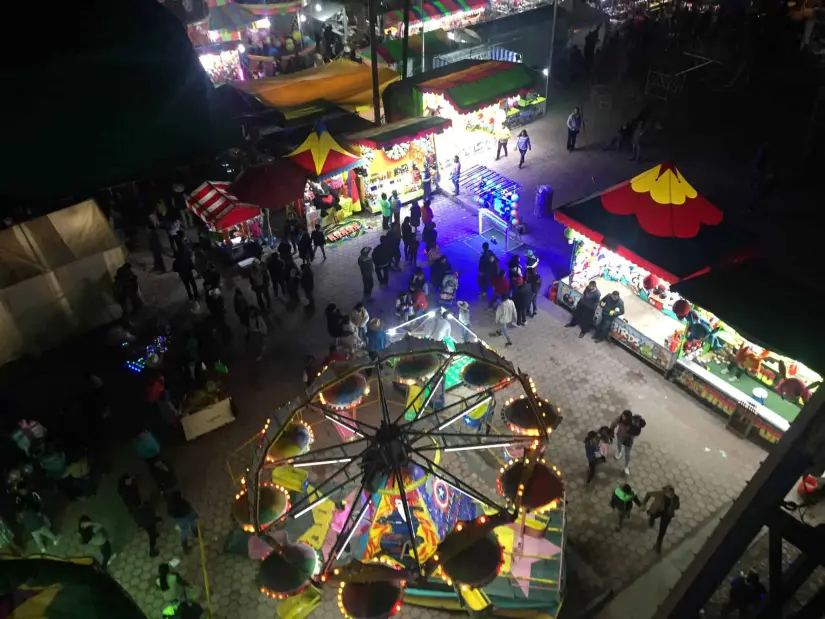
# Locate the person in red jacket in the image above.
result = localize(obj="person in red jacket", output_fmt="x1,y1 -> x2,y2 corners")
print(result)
490,269 -> 510,310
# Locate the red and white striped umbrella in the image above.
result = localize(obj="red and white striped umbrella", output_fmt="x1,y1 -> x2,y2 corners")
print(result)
186,181 -> 261,230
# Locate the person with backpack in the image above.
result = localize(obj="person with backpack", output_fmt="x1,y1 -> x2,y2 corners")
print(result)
610,483 -> 642,530
610,410 -> 646,475
526,267 -> 542,317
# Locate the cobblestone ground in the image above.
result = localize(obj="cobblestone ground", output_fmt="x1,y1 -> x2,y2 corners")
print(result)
27,88 -> 769,619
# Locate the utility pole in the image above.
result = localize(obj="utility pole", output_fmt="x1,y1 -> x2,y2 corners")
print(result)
401,0 -> 411,78
548,0 -> 558,78
369,0 -> 381,123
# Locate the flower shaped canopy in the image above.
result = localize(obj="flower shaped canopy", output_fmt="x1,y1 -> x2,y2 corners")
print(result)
287,121 -> 362,181
600,162 -> 723,238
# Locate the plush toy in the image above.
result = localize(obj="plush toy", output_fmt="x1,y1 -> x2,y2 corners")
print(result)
684,311 -> 722,350
672,298 -> 692,319
734,344 -> 770,376
776,360 -> 820,404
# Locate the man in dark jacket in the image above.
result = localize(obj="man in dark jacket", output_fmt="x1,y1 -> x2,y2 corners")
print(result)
173,251 -> 198,299
566,280 -> 600,337
358,247 -> 374,299
514,281 -> 533,326
478,242 -> 494,297
593,290 -> 624,342
526,268 -> 542,317
300,263 -> 315,311
266,253 -> 286,297
372,237 -> 391,287
643,484 -> 680,553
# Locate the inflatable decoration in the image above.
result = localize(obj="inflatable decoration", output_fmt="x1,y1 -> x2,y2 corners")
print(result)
394,354 -> 441,385
234,484 -> 290,530
461,361 -> 512,391
320,373 -> 369,409
498,458 -> 564,513
258,540 -> 320,599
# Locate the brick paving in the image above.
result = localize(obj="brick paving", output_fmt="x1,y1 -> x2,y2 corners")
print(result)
23,89 -> 769,619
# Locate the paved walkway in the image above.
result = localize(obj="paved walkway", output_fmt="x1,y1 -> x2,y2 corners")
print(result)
26,89 -> 769,619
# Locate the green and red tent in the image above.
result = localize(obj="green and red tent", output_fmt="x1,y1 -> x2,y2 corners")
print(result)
383,0 -> 488,31
345,116 -> 452,149
554,162 -> 753,283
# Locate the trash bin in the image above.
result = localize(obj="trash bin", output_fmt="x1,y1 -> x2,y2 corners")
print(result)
534,184 -> 553,218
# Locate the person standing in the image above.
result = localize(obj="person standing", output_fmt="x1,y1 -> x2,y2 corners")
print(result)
491,269 -> 510,310
609,409 -> 632,463
630,121 -> 646,162
17,505 -> 60,552
492,294 -> 516,347
267,253 -> 287,297
401,217 -> 414,263
117,474 -> 142,518
233,289 -> 250,337
311,224 -> 327,260
516,130 -> 532,168
585,431 -> 605,484
300,263 -> 315,311
351,302 -> 370,340
642,484 -> 680,553
149,227 -> 167,273
526,267 -> 542,317
135,500 -> 162,557
157,563 -> 192,607
610,483 -> 642,530
514,280 -> 532,326
173,251 -> 198,300
298,231 -> 313,265
422,166 -> 432,202
386,223 -> 402,270
422,222 -> 438,252
450,155 -> 462,195
390,190 -> 402,226
358,247 -> 374,299
566,107 -> 583,151
409,201 -> 422,230
593,290 -> 624,342
722,571 -> 766,618
365,318 -> 388,362
206,288 -> 232,343
604,122 -> 632,152
286,266 -> 301,306
284,214 -> 301,253
566,280 -> 601,337
496,126 -> 511,160
379,192 -> 392,230
249,259 -> 272,311
167,491 -> 198,554
78,516 -> 114,570
456,300 -> 471,342
373,237 -> 391,287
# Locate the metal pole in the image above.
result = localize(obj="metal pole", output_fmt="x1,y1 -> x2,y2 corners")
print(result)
548,0 -> 558,78
421,0 -> 426,73
402,0 -> 411,78
368,0 -> 381,123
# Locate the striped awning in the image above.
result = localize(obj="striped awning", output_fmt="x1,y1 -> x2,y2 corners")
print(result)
208,0 -> 261,32
236,0 -> 303,16
383,0 -> 488,29
186,181 -> 261,229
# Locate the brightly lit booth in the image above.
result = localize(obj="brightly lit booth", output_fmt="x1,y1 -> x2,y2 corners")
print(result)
358,30 -> 455,76
383,60 -> 539,186
382,0 -> 489,38
285,121 -> 367,236
553,162 -> 821,445
344,117 -> 452,210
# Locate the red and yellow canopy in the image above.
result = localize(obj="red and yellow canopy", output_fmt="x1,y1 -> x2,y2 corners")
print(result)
287,121 -> 362,180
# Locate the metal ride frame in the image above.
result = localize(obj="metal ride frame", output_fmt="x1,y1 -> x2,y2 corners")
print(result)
242,337 -> 560,610
654,390 -> 825,618
478,208 -> 524,253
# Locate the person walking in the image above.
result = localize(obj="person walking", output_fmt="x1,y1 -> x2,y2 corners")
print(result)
373,237 -> 391,287
117,474 -> 142,518
351,303 -> 370,340
206,288 -> 232,343
78,516 -> 114,570
642,484 -> 680,553
526,267 -> 542,317
248,306 -> 268,361
379,192 -> 392,230
593,290 -> 624,342
496,126 -> 511,160
173,251 -> 198,300
629,121 -> 646,162
17,505 -> 60,552
450,155 -> 461,195
610,410 -> 646,475
516,130 -> 532,168
233,289 -> 251,337
249,259 -> 272,311
157,562 -> 193,607
566,107 -> 583,151
409,200 -> 422,229
421,200 -> 434,226
300,263 -> 315,311
325,304 -> 344,339
311,224 -> 327,260
401,217 -> 414,263
133,428 -> 161,463
585,430 -> 605,484
135,500 -> 162,557
298,231 -> 313,265
490,269 -> 510,310
610,483 -> 642,530
284,214 -> 301,254
167,491 -> 198,553
492,295 -> 516,347
358,247 -> 375,299
566,280 -> 600,337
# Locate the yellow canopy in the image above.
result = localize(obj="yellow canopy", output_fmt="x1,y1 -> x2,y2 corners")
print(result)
230,59 -> 401,111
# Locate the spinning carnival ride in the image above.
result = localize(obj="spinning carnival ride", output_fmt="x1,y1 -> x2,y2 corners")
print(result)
235,334 -> 567,619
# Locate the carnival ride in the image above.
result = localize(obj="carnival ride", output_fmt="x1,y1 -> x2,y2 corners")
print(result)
234,317 -> 566,619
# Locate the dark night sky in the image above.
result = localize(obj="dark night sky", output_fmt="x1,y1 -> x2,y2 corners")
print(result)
1,0 -> 235,208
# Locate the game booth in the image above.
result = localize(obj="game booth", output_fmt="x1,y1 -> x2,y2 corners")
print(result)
344,117 -> 452,208
553,162 -> 821,445
382,0 -> 489,38
285,122 -> 371,242
382,60 -> 540,185
186,181 -> 267,262
228,318 -> 567,618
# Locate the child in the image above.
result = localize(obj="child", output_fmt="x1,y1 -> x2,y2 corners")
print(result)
610,483 -> 642,530
311,224 -> 327,260
456,300 -> 471,342
585,431 -> 605,484
396,291 -> 415,324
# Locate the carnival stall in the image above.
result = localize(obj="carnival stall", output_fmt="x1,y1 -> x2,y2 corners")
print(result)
553,162 -> 820,444
359,30 -> 454,76
186,181 -> 265,261
383,0 -> 489,37
344,117 -> 452,209
383,60 -> 538,183
286,122 -> 367,235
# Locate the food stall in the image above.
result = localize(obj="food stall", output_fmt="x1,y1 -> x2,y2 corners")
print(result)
553,162 -> 821,444
344,116 -> 452,209
286,121 -> 366,233
382,0 -> 489,37
186,181 -> 265,261
382,60 -> 539,182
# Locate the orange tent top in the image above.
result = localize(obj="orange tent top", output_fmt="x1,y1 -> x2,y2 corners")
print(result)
288,121 -> 361,180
